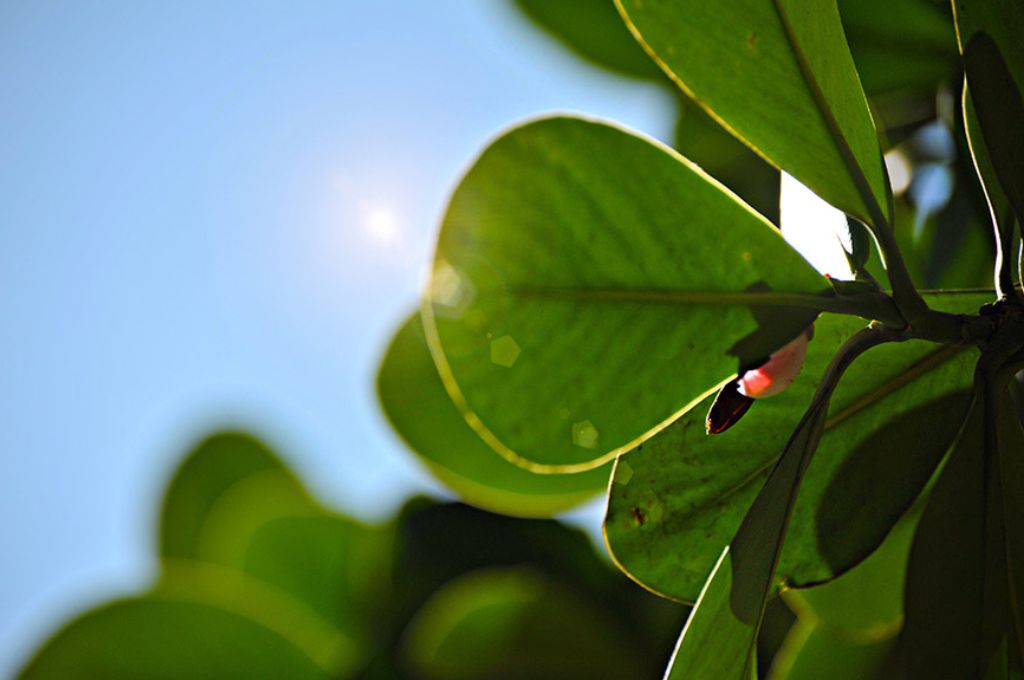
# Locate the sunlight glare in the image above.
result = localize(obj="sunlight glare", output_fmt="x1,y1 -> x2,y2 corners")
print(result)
780,173 -> 855,280
362,203 -> 401,246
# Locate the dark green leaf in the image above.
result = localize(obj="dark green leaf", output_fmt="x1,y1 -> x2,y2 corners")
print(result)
511,0 -> 662,80
378,312 -> 609,517
963,33 -> 1024,234
902,394 -> 1010,679
17,594 -> 339,680
616,0 -> 891,229
955,0 -> 1024,285
388,499 -> 687,676
996,386 -> 1024,660
426,116 -> 826,470
605,292 -> 985,603
674,97 -> 781,224
401,567 -> 643,680
785,504 -> 921,637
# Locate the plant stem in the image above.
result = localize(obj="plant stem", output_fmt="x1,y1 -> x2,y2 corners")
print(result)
871,221 -> 930,324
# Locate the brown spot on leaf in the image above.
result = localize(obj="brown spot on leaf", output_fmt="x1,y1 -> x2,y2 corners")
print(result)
630,507 -> 646,526
748,32 -> 757,49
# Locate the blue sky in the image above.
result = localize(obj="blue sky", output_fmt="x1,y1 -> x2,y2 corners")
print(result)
0,1 -> 675,673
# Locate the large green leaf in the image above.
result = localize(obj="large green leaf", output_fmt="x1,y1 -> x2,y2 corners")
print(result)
16,594 -> 338,680
158,431 -> 291,561
511,0 -> 661,81
401,567 -> 643,680
378,312 -> 610,517
616,0 -> 891,229
425,116 -> 826,471
605,292 -> 985,603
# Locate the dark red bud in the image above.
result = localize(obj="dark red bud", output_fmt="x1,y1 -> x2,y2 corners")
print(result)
706,381 -> 755,434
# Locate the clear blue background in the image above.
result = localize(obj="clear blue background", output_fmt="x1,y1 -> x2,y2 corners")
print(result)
0,2 -> 673,675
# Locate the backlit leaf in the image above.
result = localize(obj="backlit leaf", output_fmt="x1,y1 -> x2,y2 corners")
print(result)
426,116 -> 826,471
378,312 -> 609,517
616,0 -> 891,229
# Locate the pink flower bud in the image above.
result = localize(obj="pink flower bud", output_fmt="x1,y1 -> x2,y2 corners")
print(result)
737,326 -> 812,399
705,325 -> 813,435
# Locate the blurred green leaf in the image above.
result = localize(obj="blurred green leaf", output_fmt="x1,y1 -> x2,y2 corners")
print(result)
511,0 -> 661,80
242,514 -> 390,640
378,312 -> 610,518
17,594 -> 340,680
839,0 -> 956,95
766,621 -> 896,680
402,567 -> 643,680
158,431 -> 293,562
616,0 -> 891,229
426,116 -> 825,471
157,430 -> 384,655
189,463 -> 318,569
388,498 -> 687,674
605,292 -> 985,603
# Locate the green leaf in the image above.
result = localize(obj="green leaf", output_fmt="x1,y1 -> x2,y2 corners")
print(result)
158,431 -> 295,562
605,292 -> 985,603
839,0 -> 957,95
616,0 -> 891,229
996,386 -> 1024,660
674,97 -> 781,224
664,378 -> 835,679
387,499 -> 687,677
955,0 -> 1024,281
902,394 -> 1011,679
187,463 -> 319,570
426,116 -> 826,470
963,33 -> 1024,235
964,90 -> 1015,293
511,0 -> 662,81
16,594 -> 338,680
242,514 -> 390,642
785,504 -> 921,638
378,312 -> 609,517
401,567 -> 643,680
766,621 -> 897,680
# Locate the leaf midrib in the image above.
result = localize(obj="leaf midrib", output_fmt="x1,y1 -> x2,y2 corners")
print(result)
770,0 -> 889,229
